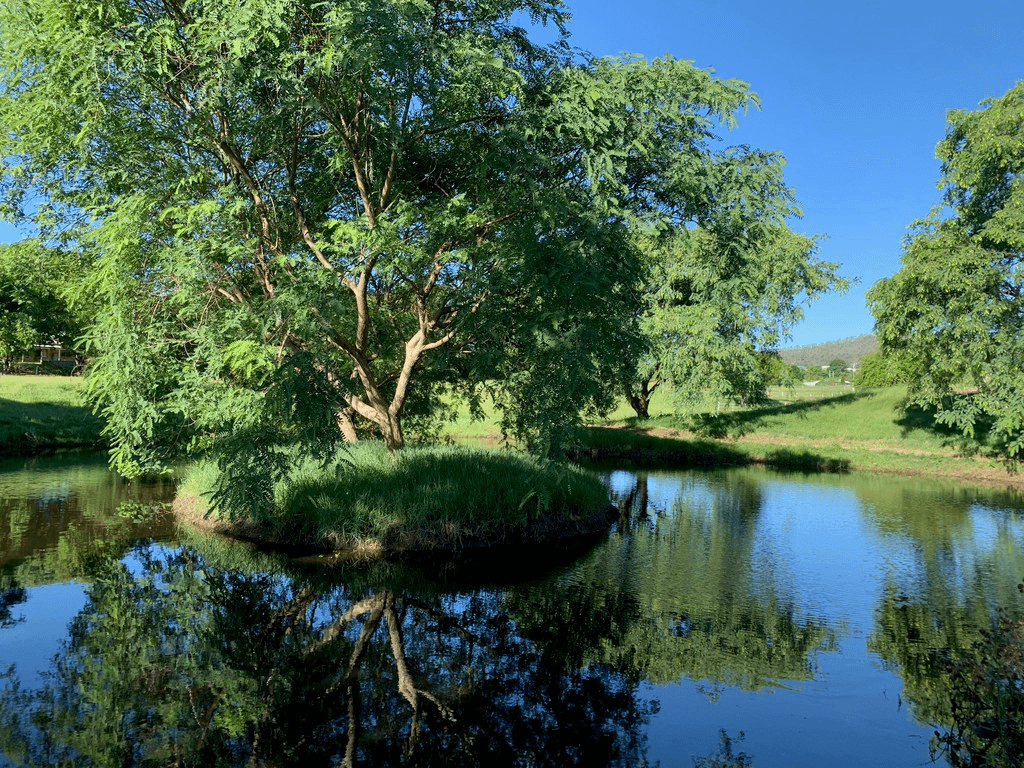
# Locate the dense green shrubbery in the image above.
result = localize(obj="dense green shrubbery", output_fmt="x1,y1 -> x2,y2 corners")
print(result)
854,350 -> 916,389
178,443 -> 610,547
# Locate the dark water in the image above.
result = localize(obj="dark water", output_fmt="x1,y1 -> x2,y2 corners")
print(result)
1,452 -> 1023,767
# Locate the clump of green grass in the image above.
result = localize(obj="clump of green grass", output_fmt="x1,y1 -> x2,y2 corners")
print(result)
177,442 -> 612,552
0,375 -> 104,454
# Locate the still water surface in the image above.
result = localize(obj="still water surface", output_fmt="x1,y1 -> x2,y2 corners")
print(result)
1,452 -> 1023,766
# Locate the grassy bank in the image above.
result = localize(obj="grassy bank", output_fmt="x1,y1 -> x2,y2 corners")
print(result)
6,372 -> 1021,517
579,386 -> 1023,489
442,385 -> 1023,489
175,442 -> 614,555
0,375 -> 104,456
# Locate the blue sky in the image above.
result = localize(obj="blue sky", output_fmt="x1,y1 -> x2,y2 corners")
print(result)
552,0 -> 1024,346
2,1 -> 1020,348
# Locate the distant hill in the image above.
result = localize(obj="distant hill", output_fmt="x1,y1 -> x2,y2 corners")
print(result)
779,334 -> 878,368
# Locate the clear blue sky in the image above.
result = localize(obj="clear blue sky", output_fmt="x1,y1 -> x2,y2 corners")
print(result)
552,0 -> 1024,346
2,1 -> 1020,347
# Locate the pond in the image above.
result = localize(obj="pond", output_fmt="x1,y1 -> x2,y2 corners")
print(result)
1,451 -> 1023,767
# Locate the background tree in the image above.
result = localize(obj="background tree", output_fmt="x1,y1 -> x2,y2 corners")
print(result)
627,224 -> 846,419
758,353 -> 798,389
827,358 -> 848,379
868,82 -> 1024,459
0,241 -> 88,370
854,349 -> 917,389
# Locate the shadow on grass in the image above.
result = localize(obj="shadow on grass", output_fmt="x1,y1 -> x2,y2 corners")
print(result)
895,398 -> 1001,457
0,397 -> 105,455
569,427 -> 850,474
627,392 -> 873,440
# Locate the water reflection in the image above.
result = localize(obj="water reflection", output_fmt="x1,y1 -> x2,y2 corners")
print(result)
2,457 -> 1024,767
865,478 -> 1024,729
0,585 -> 25,628
0,544 -> 655,767
0,452 -> 177,587
599,471 -> 838,691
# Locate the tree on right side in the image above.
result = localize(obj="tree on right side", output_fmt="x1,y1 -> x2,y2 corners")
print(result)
868,82 -> 1024,459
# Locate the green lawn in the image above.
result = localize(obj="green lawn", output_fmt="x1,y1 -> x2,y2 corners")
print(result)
0,375 -> 105,455
583,385 -> 1019,485
593,384 -> 950,448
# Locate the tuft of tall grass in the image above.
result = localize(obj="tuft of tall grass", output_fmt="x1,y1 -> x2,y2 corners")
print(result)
177,442 -> 611,549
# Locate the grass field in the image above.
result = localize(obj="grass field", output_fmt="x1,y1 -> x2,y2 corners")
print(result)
444,384 -> 1022,489
589,385 -> 1022,488
602,385 -> 948,447
0,375 -> 104,455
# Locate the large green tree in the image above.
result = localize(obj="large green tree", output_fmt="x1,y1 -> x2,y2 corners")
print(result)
627,223 -> 845,418
868,82 -> 1024,459
0,0 -> 804,480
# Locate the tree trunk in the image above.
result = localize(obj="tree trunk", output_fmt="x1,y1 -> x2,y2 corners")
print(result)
627,393 -> 650,419
337,407 -> 359,443
626,374 -> 659,419
380,411 -> 405,456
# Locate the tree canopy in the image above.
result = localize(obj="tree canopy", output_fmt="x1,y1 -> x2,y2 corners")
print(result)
868,82 -> 1024,458
853,349 -> 915,389
0,0 -> 839,490
626,224 -> 845,418
0,240 -> 88,369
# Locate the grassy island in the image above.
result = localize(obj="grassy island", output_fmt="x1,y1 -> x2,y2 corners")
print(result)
173,442 -> 616,558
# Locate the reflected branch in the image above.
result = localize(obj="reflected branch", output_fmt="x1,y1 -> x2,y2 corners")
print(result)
0,545 -> 655,766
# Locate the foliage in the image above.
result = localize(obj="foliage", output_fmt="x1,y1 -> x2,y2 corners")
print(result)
0,241 -> 88,369
827,358 -> 847,378
627,223 -> 847,419
755,353 -> 799,388
854,349 -> 917,389
0,0 -> 799,490
868,82 -> 1024,459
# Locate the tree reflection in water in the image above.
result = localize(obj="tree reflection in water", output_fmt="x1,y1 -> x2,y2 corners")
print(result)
0,544 -> 656,767
596,471 -> 838,691
0,583 -> 25,628
863,485 -> 1024,767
